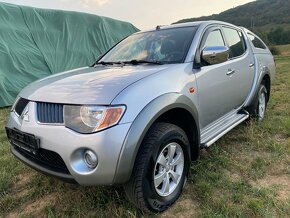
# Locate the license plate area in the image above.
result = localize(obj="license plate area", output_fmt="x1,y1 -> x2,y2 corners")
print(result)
5,127 -> 40,154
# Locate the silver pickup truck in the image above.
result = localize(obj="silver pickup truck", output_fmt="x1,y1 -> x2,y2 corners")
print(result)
6,21 -> 275,213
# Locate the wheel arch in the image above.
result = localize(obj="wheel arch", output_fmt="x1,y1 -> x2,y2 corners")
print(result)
245,69 -> 272,108
155,108 -> 199,161
262,74 -> 271,102
113,93 -> 200,184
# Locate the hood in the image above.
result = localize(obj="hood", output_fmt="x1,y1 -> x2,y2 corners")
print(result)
20,65 -> 169,105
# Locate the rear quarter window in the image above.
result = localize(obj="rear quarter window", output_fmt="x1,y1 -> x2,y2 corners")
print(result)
247,33 -> 267,49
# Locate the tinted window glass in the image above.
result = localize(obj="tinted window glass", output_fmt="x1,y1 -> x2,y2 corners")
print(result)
223,27 -> 246,58
203,29 -> 225,48
248,33 -> 266,49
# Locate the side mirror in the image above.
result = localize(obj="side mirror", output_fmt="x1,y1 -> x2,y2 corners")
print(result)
201,46 -> 229,65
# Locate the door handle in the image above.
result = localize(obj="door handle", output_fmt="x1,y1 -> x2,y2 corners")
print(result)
249,63 -> 255,68
226,69 -> 235,76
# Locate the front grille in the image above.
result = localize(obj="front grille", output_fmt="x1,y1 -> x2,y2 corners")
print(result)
14,145 -> 69,174
14,98 -> 29,116
37,102 -> 64,124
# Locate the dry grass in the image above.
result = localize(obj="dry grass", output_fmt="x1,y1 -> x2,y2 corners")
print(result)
274,44 -> 290,56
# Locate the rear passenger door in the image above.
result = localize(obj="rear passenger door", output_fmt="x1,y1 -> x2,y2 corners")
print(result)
221,26 -> 255,109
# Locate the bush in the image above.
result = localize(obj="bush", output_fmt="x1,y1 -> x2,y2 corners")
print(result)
269,46 -> 280,56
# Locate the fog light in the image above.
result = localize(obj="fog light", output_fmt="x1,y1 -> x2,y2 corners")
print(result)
84,150 -> 98,168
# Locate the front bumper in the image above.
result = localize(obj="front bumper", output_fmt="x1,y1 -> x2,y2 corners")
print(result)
6,101 -> 132,185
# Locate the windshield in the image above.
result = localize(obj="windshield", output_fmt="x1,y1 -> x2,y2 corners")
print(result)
100,26 -> 197,64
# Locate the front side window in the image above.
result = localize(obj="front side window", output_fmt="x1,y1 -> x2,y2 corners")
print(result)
100,27 -> 196,64
203,29 -> 225,49
248,33 -> 266,49
223,27 -> 246,58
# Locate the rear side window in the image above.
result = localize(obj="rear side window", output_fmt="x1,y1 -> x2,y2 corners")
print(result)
247,33 -> 266,49
223,27 -> 246,58
203,29 -> 225,49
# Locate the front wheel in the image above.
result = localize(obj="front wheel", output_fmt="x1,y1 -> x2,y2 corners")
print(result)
123,123 -> 190,213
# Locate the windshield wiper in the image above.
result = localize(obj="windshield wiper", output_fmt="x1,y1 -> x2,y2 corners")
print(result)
94,60 -> 163,66
95,61 -> 124,66
124,60 -> 164,65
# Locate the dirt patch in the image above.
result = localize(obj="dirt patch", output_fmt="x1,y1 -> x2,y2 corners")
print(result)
161,198 -> 199,218
268,160 -> 290,175
273,134 -> 289,143
11,172 -> 35,198
251,175 -> 290,200
224,169 -> 241,182
7,193 -> 57,218
13,172 -> 32,188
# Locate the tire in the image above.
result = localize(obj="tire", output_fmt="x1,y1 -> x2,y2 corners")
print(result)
123,122 -> 191,213
247,82 -> 268,121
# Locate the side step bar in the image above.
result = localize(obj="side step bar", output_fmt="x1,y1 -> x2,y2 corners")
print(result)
200,110 -> 249,148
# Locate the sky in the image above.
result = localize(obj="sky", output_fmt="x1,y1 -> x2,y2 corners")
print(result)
0,0 -> 255,30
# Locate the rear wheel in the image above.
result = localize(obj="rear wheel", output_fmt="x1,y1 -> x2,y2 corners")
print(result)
123,122 -> 190,213
247,82 -> 268,121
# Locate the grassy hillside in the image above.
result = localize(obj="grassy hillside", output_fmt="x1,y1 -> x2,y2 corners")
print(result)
175,0 -> 290,45
0,51 -> 290,217
275,44 -> 290,56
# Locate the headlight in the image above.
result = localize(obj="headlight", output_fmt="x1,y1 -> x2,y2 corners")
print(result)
64,105 -> 125,133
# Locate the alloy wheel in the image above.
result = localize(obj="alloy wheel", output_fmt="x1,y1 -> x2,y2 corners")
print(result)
153,142 -> 184,197
258,92 -> 266,120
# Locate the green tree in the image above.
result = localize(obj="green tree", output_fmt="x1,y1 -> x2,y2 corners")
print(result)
268,27 -> 290,45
